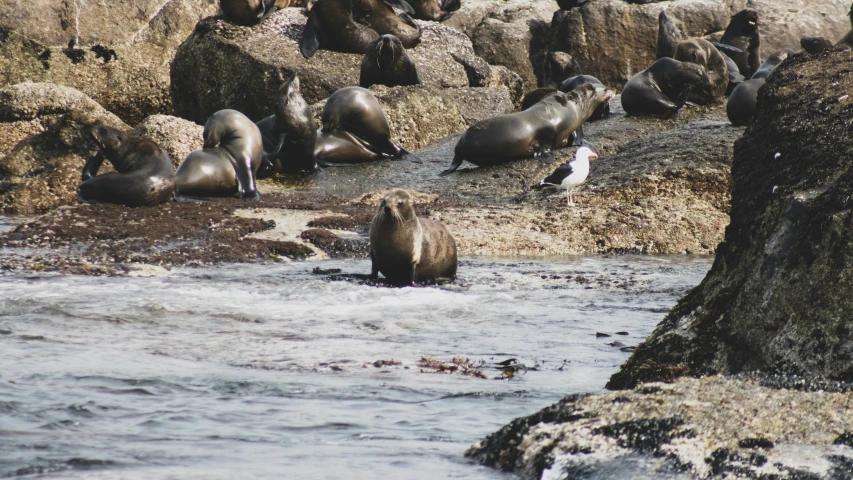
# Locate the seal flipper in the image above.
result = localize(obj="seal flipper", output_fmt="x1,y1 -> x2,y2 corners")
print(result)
312,165 -> 328,179
533,147 -> 556,164
439,155 -> 463,176
383,0 -> 415,15
571,125 -> 586,146
300,15 -> 320,59
711,42 -> 743,55
397,148 -> 422,164
81,151 -> 105,181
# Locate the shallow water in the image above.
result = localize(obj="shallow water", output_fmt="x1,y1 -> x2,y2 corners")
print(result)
0,256 -> 711,479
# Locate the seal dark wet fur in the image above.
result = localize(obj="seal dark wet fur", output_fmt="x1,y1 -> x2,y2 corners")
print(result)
405,0 -> 460,21
314,130 -> 384,165
656,10 -> 682,60
369,189 -> 457,285
321,86 -> 421,164
79,126 -> 175,207
255,74 -> 321,177
176,109 -> 271,200
674,38 -> 728,103
220,0 -> 300,26
621,57 -> 712,119
360,35 -> 421,88
715,9 -> 760,77
559,75 -> 610,120
441,84 -> 614,175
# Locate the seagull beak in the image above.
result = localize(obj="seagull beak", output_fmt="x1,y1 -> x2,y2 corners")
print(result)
589,152 -> 599,161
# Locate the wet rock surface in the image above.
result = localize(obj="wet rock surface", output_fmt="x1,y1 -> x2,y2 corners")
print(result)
466,375 -> 853,480
0,0 -> 219,123
607,49 -> 853,389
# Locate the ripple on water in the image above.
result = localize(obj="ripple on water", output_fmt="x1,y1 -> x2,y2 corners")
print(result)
0,256 -> 711,478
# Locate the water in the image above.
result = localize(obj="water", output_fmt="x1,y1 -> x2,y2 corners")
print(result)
0,256 -> 711,479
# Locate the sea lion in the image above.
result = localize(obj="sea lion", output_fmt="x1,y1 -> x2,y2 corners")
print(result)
175,109 -> 268,200
314,130 -> 384,165
721,53 -> 744,95
301,0 -> 421,59
255,74 -> 321,177
220,0 -> 300,26
521,88 -> 558,111
674,38 -> 728,103
656,10 -> 682,60
542,51 -> 581,88
559,75 -> 610,120
369,189 -> 457,285
360,35 -> 422,88
621,57 -> 712,119
79,126 -> 175,207
440,84 -> 614,175
750,48 -> 792,79
726,78 -> 764,127
405,0 -> 460,21
322,86 -> 421,163
714,9 -> 760,78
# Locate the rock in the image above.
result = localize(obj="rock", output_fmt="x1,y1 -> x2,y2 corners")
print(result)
131,115 -> 203,168
549,0 -> 850,89
467,375 -> 853,479
310,85 -> 513,152
170,8 -> 513,124
0,82 -> 128,214
607,49 -> 853,390
0,0 -> 220,123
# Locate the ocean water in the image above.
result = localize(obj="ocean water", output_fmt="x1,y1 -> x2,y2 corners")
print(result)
0,256 -> 711,479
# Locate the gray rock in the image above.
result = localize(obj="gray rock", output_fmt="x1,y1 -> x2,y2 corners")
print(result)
171,8 -> 512,124
608,49 -> 853,389
0,0 -> 219,123
0,82 -> 128,214
549,0 -> 850,89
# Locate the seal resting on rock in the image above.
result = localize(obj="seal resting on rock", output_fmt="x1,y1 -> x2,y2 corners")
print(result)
726,49 -> 792,127
300,0 -> 421,59
176,109 -> 274,200
79,126 -> 175,207
255,74 -> 322,177
360,35 -> 421,88
441,84 -> 614,175
220,0 -> 301,26
369,189 -> 457,285
713,9 -> 760,78
405,0 -> 460,21
321,86 -> 421,164
314,130 -> 383,165
621,57 -> 712,119
559,75 -> 610,120
674,38 -> 729,103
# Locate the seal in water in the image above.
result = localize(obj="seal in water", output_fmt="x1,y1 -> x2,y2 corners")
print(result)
713,9 -> 759,78
300,0 -> 421,59
176,109 -> 274,200
360,34 -> 422,88
79,125 -> 175,207
559,75 -> 610,120
440,84 -> 614,175
405,0 -> 460,21
220,0 -> 300,26
255,74 -> 322,177
674,38 -> 729,103
621,57 -> 712,119
321,86 -> 421,163
369,189 -> 457,285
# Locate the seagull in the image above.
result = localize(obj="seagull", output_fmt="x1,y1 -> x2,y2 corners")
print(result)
536,146 -> 598,206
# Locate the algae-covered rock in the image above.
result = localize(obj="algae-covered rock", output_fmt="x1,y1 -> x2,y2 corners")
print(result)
608,49 -> 853,389
0,0 -> 220,123
0,82 -> 128,214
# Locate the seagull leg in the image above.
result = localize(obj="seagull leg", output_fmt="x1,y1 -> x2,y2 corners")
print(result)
567,189 -> 576,207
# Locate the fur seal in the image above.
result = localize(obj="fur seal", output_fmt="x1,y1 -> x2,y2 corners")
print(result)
559,75 -> 610,120
555,0 -> 590,8
521,88 -> 558,111
79,126 -> 175,207
255,74 -> 321,177
360,35 -> 422,88
322,86 -> 421,163
621,57 -> 712,119
314,130 -> 383,165
714,9 -> 760,78
800,37 -> 834,55
405,0 -> 460,21
220,0 -> 299,26
726,78 -> 763,127
750,48 -> 792,79
441,84 -> 614,175
674,38 -> 728,103
301,0 -> 421,59
176,109 -> 270,200
369,189 -> 457,285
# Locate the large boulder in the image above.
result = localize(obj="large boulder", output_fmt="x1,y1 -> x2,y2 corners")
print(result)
170,8 -> 519,124
549,0 -> 850,89
0,82 -> 127,214
607,48 -> 853,389
131,115 -> 203,168
0,0 -> 220,123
